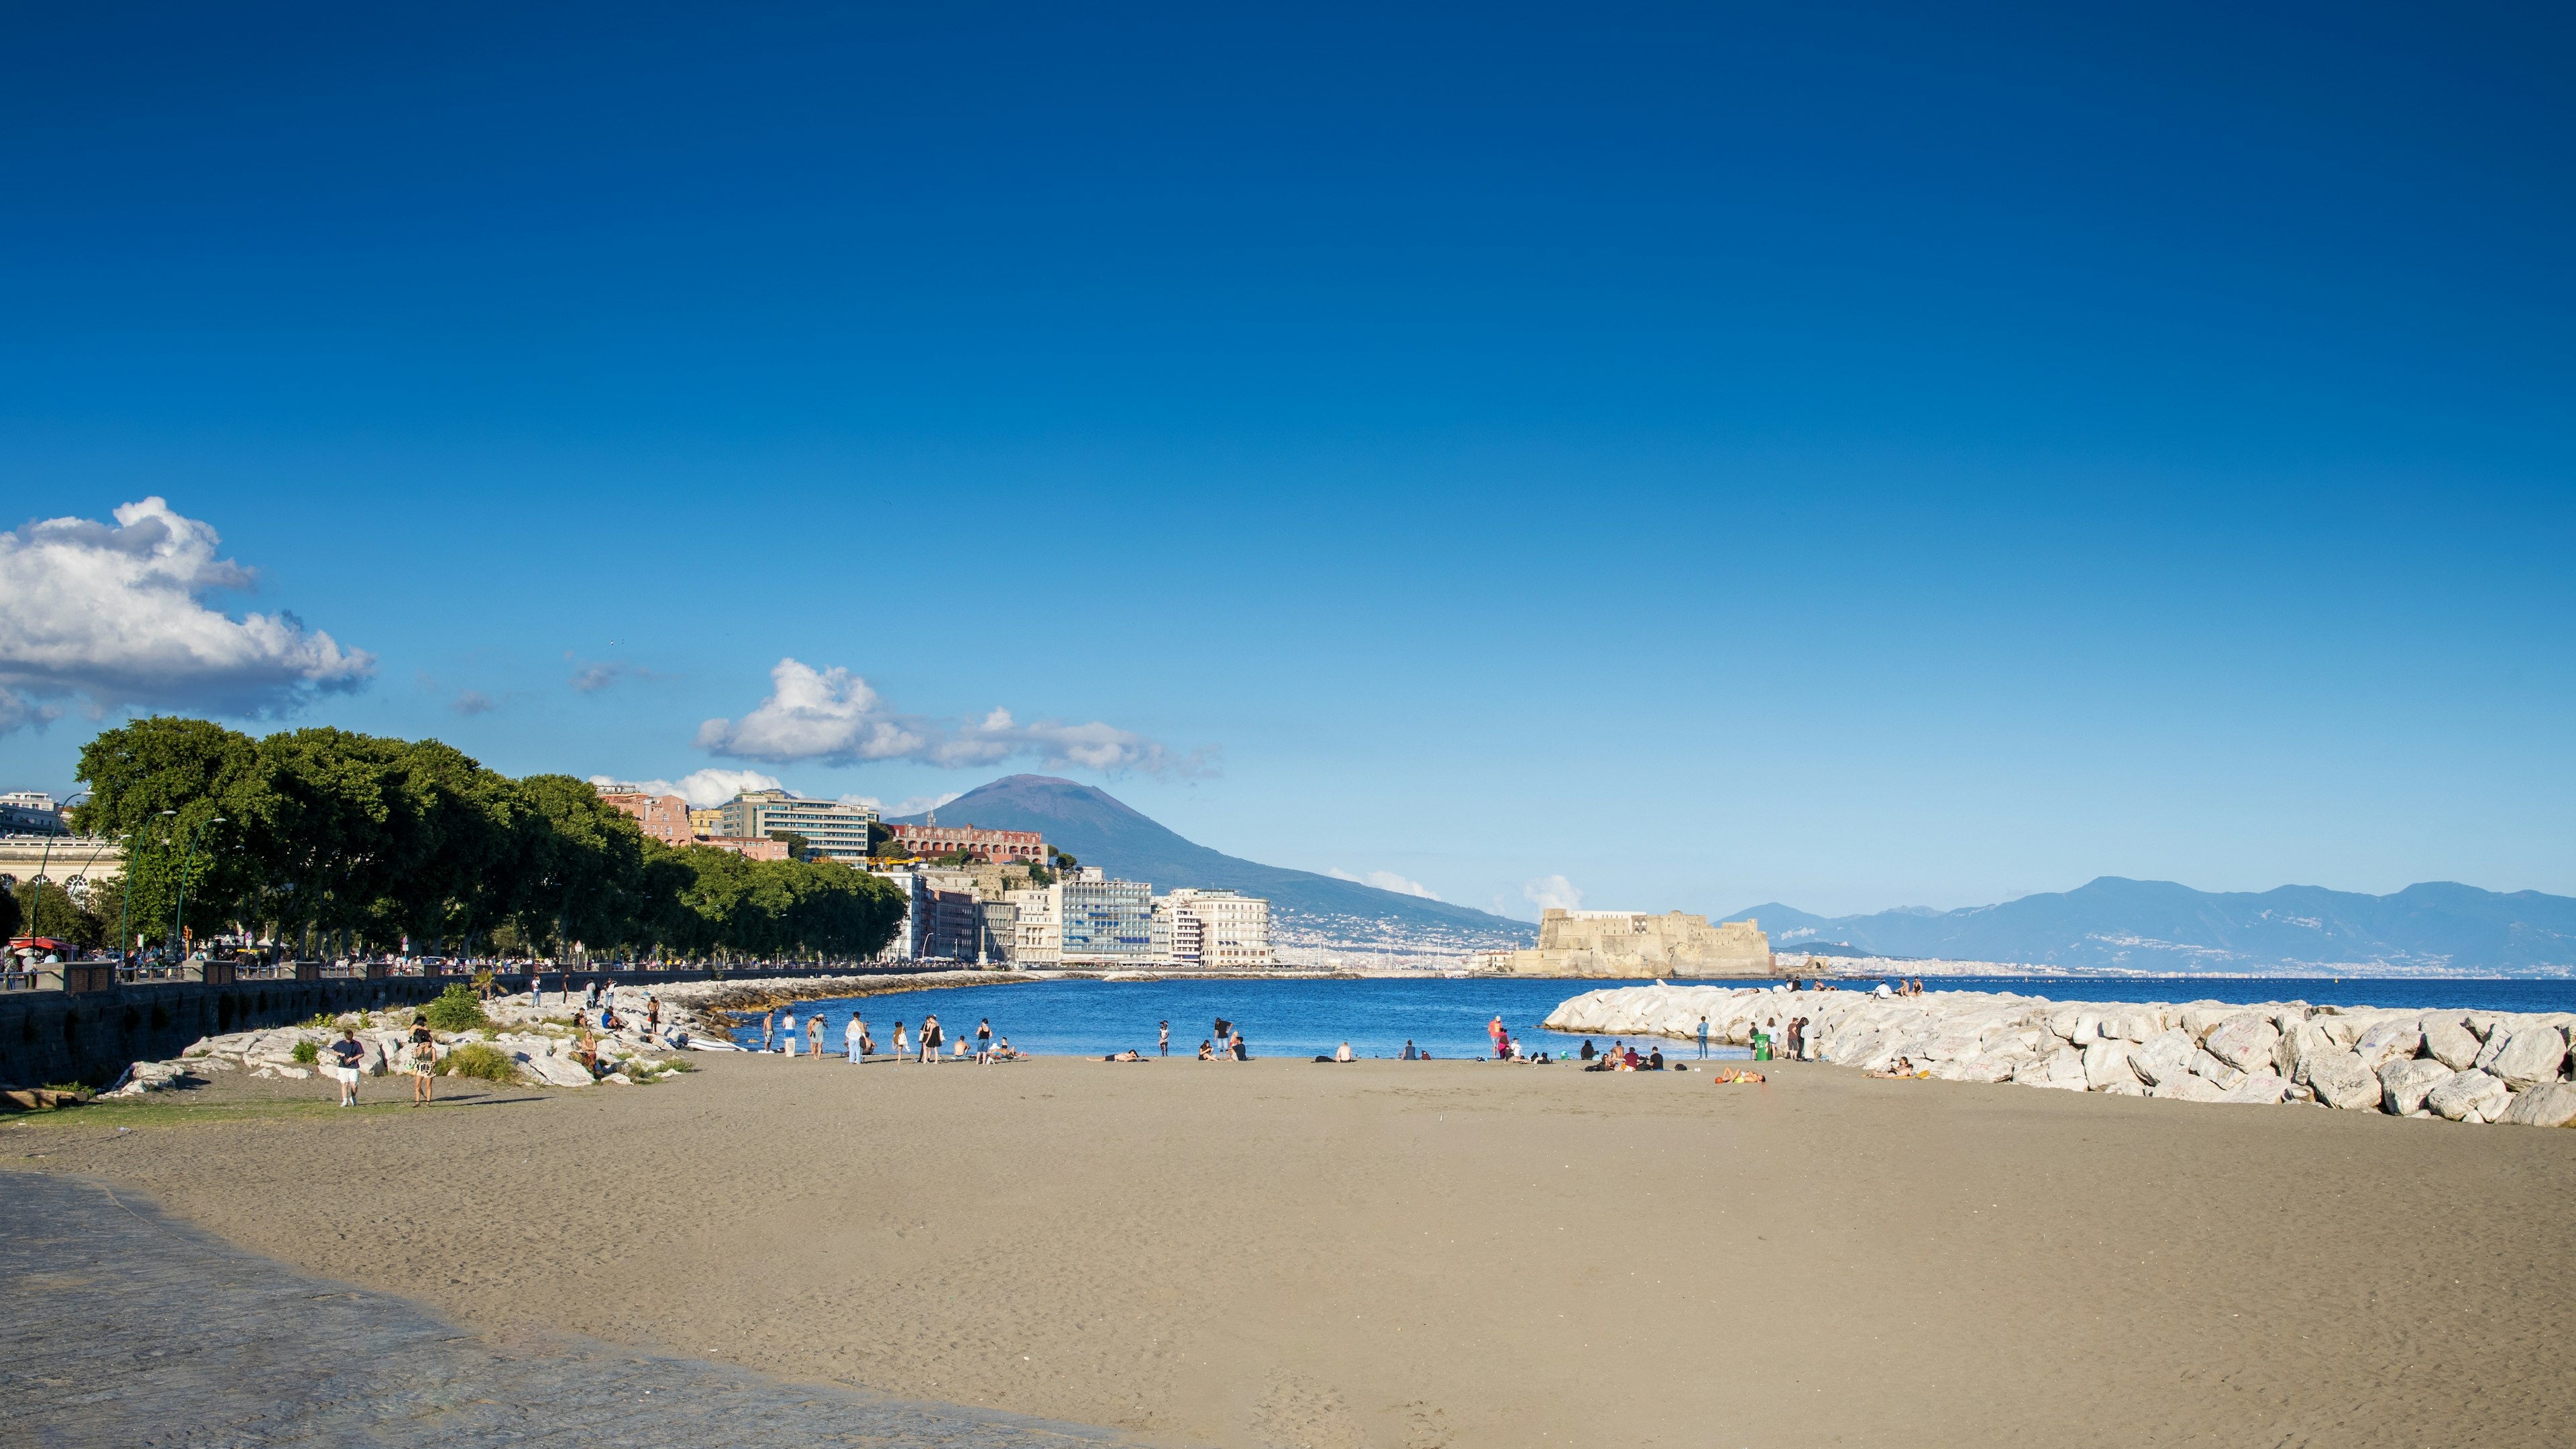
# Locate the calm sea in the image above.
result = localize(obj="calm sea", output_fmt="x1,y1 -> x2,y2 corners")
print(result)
725,974 -> 2576,1061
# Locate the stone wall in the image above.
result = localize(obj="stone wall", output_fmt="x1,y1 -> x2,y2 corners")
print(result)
1543,983 -> 2576,1127
1503,911 -> 1772,977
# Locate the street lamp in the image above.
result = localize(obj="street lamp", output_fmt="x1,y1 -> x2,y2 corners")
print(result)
28,790 -> 91,941
172,814 -> 225,962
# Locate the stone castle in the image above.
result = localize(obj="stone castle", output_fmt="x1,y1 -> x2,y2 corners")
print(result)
1501,910 -> 1774,978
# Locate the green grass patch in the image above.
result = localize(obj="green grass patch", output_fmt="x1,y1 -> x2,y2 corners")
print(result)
423,983 -> 492,1033
443,1042 -> 519,1083
290,1038 -> 320,1065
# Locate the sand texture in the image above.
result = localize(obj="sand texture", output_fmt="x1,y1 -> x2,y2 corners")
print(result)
13,1054 -> 2574,1448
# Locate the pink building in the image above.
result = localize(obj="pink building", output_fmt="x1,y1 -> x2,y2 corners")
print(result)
597,790 -> 695,847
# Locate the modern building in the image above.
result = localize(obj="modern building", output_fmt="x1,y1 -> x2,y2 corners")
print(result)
593,788 -> 695,847
0,792 -> 69,837
885,820 -> 1045,863
1059,872 -> 1157,967
873,869 -> 984,962
1157,888 -> 1275,969
718,790 -> 877,863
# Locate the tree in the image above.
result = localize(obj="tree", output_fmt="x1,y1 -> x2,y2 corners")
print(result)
767,830 -> 810,862
0,883 -> 19,940
11,881 -> 103,947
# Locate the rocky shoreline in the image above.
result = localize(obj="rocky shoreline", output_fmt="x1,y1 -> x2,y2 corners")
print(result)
1544,983 -> 2576,1127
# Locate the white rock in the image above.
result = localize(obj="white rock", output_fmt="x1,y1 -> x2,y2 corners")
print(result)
2083,1039 -> 2139,1091
2421,1018 -> 2482,1072
515,1051 -> 592,1088
2189,1049 -> 2246,1091
2150,1072 -> 2230,1103
2488,1026 -> 2570,1091
2129,1029 -> 2195,1087
2204,1014 -> 2282,1073
2306,1050 -> 2382,1112
2220,1071 -> 2290,1105
2352,1020 -> 2424,1073
2426,1070 -> 2509,1123
2379,1057 -> 2454,1116
2015,1046 -> 2087,1091
2496,1081 -> 2576,1128
2273,1020 -> 2335,1085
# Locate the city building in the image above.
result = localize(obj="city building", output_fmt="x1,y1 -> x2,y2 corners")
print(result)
886,820 -> 1045,863
688,807 -> 725,839
1501,911 -> 1773,977
1005,887 -> 1061,965
592,788 -> 695,847
718,789 -> 877,863
0,792 -> 69,837
873,869 -> 984,962
1059,872 -> 1156,967
1157,888 -> 1275,968
695,835 -> 792,862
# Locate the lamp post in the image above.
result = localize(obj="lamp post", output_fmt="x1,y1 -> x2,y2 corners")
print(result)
172,814 -> 225,962
28,790 -> 91,941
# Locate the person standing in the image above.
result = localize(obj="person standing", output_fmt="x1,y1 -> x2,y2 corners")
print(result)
327,1028 -> 366,1106
844,1013 -> 863,1063
975,1018 -> 993,1065
407,1018 -> 436,1105
1697,1016 -> 1710,1059
761,1009 -> 775,1052
531,970 -> 545,1008
1157,1020 -> 1169,1057
1212,1018 -> 1231,1061
780,1012 -> 798,1056
646,996 -> 661,1036
921,1014 -> 941,1065
810,1013 -> 826,1059
892,1020 -> 908,1063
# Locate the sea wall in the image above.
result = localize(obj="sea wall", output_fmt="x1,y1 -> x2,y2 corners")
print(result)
0,977 -> 451,1089
1542,984 -> 2576,1127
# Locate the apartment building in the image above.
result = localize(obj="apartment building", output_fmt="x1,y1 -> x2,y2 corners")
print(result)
593,788 -> 696,847
1059,871 -> 1156,967
1157,888 -> 1275,968
718,789 -> 877,863
887,820 -> 1046,863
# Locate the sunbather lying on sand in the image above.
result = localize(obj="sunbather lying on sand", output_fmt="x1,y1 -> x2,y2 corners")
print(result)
1866,1057 -> 1932,1079
1101,1049 -> 1146,1062
1711,1067 -> 1766,1085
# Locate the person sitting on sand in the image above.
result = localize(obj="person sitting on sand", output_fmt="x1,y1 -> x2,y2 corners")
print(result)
991,1038 -> 1022,1061
1232,1032 -> 1250,1061
1579,1039 -> 1595,1062
1102,1049 -> 1145,1062
1401,1039 -> 1417,1061
1648,1047 -> 1664,1070
1197,1039 -> 1215,1061
1334,1041 -> 1354,1062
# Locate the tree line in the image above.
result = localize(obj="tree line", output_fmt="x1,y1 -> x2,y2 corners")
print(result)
34,717 -> 906,961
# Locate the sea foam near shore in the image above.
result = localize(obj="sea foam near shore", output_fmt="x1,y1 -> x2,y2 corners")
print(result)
1545,983 -> 2576,1126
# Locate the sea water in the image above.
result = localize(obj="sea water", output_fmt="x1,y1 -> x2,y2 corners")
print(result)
726,974 -> 2576,1061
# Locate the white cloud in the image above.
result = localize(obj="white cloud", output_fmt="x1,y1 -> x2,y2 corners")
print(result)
1328,867 -> 1441,900
0,497 -> 374,731
1521,874 -> 1584,912
839,790 -> 961,818
589,767 -> 782,808
696,658 -> 1214,777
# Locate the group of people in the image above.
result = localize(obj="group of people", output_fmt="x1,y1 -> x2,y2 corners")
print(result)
757,1007 -> 1018,1065
1576,1038 -> 1671,1071
322,1017 -> 445,1107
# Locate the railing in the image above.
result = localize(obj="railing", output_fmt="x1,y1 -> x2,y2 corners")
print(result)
1,970 -> 37,993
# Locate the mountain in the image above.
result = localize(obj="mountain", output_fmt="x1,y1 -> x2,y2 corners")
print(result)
1731,877 -> 2576,974
892,776 -> 1533,952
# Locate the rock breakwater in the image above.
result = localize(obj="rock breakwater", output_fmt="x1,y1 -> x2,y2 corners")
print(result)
1544,983 -> 2576,1126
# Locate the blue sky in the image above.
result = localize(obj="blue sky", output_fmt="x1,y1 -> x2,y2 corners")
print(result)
3,3 -> 2571,918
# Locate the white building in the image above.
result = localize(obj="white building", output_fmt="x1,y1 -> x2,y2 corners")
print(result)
1006,887 -> 1061,965
718,789 -> 877,863
1155,888 -> 1274,969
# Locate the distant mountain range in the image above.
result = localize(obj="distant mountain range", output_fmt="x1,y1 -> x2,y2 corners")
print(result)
1732,877 -> 2576,975
892,776 -> 1532,953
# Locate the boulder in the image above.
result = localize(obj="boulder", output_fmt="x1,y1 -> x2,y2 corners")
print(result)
2129,1029 -> 2195,1087
2015,1046 -> 2087,1091
515,1051 -> 593,1088
2422,1018 -> 2482,1073
1951,1055 -> 2026,1084
2273,1020 -> 2336,1085
2473,1029 -> 2510,1073
2496,1081 -> 2576,1129
2426,1070 -> 2509,1123
2189,1049 -> 2246,1091
2220,1071 -> 2290,1105
2352,1020 -> 2424,1073
2379,1057 -> 2454,1116
2150,1072 -> 2230,1103
2182,1005 -> 2237,1038
2306,1050 -> 2383,1112
2204,1014 -> 2282,1073
2489,1026 -> 2571,1091
2083,1039 -> 2139,1091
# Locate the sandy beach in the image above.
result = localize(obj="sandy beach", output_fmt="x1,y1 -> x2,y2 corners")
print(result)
13,1051 -> 2573,1448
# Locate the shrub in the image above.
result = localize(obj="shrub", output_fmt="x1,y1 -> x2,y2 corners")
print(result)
443,1042 -> 518,1083
290,1038 -> 319,1065
423,984 -> 491,1033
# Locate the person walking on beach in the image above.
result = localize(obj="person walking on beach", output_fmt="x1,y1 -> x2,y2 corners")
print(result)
1697,1016 -> 1710,1059
921,1014 -> 942,1065
1158,1020 -> 1169,1057
975,1018 -> 993,1065
844,1014 -> 863,1063
892,1021 -> 908,1063
327,1028 -> 365,1106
